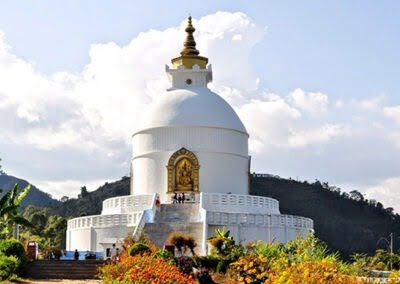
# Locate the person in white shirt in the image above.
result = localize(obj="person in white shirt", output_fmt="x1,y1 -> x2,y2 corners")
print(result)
110,244 -> 117,261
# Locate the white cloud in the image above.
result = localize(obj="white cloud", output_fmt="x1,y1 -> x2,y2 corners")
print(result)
359,95 -> 386,112
287,88 -> 329,115
365,177 -> 400,212
287,124 -> 349,148
34,178 -> 110,200
384,105 -> 400,125
335,100 -> 344,108
237,95 -> 301,153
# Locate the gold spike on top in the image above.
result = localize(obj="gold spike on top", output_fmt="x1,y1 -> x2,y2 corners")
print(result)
180,16 -> 199,56
172,16 -> 208,69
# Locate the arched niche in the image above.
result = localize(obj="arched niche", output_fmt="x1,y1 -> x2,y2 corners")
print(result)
166,147 -> 199,193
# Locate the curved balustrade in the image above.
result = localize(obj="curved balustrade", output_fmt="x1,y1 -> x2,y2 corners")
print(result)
200,193 -> 280,215
102,194 -> 154,214
206,211 -> 313,229
67,212 -> 143,230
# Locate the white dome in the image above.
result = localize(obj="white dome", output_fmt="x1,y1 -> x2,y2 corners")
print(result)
141,87 -> 247,134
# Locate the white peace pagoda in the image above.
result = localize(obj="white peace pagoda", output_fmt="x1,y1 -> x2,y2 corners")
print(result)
66,17 -> 313,256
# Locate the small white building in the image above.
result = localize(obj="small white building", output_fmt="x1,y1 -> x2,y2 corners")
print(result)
66,17 -> 313,256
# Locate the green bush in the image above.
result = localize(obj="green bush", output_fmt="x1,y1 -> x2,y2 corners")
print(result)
0,254 -> 19,281
216,259 -> 230,273
196,255 -> 220,270
153,249 -> 175,263
0,238 -> 25,259
128,243 -> 151,256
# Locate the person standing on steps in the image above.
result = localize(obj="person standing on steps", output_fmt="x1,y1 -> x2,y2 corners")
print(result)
155,196 -> 161,212
74,249 -> 79,261
173,192 -> 178,204
178,193 -> 182,204
182,192 -> 186,204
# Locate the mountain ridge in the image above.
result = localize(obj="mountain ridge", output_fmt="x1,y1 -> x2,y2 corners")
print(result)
0,174 -> 60,209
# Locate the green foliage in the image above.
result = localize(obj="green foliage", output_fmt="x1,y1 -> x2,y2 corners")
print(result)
0,254 -> 19,281
0,238 -> 27,276
216,259 -> 230,273
196,254 -> 221,270
128,242 -> 151,256
0,239 -> 25,259
0,184 -> 34,238
250,174 -> 400,258
350,249 -> 400,273
207,227 -> 237,258
20,205 -> 67,249
153,249 -> 175,265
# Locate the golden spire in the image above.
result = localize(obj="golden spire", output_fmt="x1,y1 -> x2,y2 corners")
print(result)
171,16 -> 208,69
180,16 -> 199,56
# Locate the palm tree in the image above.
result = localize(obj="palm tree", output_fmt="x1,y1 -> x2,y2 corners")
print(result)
0,184 -> 33,238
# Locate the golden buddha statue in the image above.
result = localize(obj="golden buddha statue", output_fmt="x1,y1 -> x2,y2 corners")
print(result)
175,158 -> 193,191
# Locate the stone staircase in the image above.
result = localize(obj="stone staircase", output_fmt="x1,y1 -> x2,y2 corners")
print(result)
144,203 -> 204,254
25,260 -> 104,279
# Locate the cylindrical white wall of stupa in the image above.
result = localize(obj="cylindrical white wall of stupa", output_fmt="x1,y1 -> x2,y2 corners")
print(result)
131,126 -> 250,203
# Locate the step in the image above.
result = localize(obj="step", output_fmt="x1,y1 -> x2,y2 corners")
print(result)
25,260 -> 104,279
144,222 -> 203,254
155,203 -> 200,223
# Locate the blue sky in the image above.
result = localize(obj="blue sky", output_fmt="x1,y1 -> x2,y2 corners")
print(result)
1,1 -> 399,99
0,1 -> 400,210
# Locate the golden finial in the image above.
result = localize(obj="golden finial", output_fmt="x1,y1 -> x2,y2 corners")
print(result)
180,16 -> 200,56
171,16 -> 208,69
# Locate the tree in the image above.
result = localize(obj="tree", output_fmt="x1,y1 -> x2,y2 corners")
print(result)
349,190 -> 364,202
60,196 -> 69,202
0,158 -> 4,175
78,186 -> 88,199
0,184 -> 33,238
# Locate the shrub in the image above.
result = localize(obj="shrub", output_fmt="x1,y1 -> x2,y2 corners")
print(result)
216,259 -> 230,273
128,242 -> 151,256
230,234 -> 364,284
196,255 -> 220,270
153,249 -> 175,265
100,253 -> 195,283
0,238 -> 25,259
177,256 -> 196,275
168,232 -> 187,254
186,235 -> 197,256
0,254 -> 19,281
167,232 -> 198,256
389,270 -> 400,284
0,238 -> 27,274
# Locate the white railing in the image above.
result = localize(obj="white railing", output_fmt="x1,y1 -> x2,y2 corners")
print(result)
206,211 -> 313,229
133,193 -> 158,239
200,193 -> 280,215
102,194 -> 154,214
67,212 -> 143,230
132,213 -> 146,240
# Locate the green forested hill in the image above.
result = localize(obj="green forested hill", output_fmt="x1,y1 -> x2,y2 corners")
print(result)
250,175 -> 400,258
0,174 -> 60,209
52,176 -> 130,217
